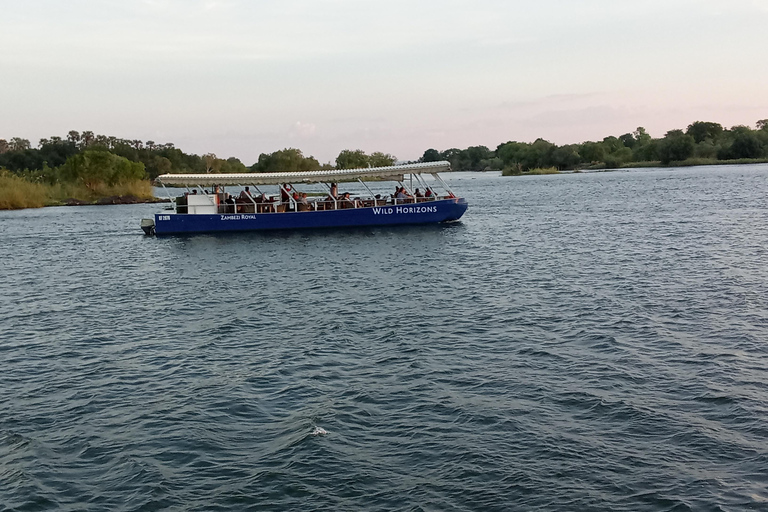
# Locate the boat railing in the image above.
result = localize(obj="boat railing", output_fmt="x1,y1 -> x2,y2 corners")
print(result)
175,194 -> 448,214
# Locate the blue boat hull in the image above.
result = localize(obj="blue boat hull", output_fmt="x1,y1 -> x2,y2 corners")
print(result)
153,198 -> 468,235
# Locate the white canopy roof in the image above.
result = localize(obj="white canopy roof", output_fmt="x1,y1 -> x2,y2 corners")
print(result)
156,161 -> 451,187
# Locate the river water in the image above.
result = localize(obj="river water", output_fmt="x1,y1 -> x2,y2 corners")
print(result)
1,165 -> 767,511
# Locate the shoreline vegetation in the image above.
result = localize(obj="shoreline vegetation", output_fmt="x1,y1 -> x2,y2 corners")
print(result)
2,119 -> 767,210
0,171 -> 159,210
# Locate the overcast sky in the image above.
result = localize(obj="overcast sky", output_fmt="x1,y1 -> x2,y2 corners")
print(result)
2,0 -> 767,164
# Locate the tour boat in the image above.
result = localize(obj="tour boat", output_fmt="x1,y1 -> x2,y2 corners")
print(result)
141,161 -> 468,235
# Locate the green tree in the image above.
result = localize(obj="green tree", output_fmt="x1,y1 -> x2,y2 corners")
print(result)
369,152 -> 397,167
203,153 -> 222,173
633,127 -> 652,145
67,130 -> 80,146
252,148 -> 320,172
496,141 -> 527,167
604,147 -> 633,168
618,133 -> 636,149
60,150 -> 145,189
220,157 -> 248,174
693,140 -> 718,159
601,136 -> 625,154
686,121 -> 723,144
81,130 -> 95,148
9,137 -> 31,151
420,149 -> 441,162
464,146 -> 492,170
728,129 -> 763,159
551,144 -> 581,169
657,130 -> 695,164
150,156 -> 173,178
335,149 -> 369,169
522,139 -> 556,170
578,141 -> 605,164
39,137 -> 78,168
630,127 -> 655,161
438,148 -> 462,170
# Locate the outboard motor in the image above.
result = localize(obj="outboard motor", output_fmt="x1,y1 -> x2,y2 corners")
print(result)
140,218 -> 155,235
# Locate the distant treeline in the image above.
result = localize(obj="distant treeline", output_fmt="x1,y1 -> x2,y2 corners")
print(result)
419,120 -> 768,173
0,131 -> 397,183
2,121 -> 768,187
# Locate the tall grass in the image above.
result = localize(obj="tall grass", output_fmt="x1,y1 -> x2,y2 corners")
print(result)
526,167 -> 560,175
502,166 -> 560,176
0,172 -> 50,209
0,170 -> 155,210
47,180 -> 155,202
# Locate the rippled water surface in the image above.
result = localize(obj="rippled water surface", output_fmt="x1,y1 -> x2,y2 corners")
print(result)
2,165 -> 768,511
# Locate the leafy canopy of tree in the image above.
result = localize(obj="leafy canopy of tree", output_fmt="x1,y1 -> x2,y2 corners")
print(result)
60,150 -> 146,189
251,148 -> 320,173
335,149 -> 396,169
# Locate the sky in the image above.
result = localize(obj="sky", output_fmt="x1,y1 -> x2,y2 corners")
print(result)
2,0 -> 767,165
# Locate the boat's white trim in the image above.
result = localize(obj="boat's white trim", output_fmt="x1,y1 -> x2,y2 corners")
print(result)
155,161 -> 451,186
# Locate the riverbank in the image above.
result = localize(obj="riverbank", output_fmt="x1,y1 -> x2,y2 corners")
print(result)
0,172 -> 159,210
586,156 -> 768,170
501,158 -> 768,176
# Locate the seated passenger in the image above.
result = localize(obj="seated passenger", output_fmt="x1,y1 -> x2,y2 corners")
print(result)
224,193 -> 236,213
239,186 -> 253,200
415,188 -> 423,198
340,191 -> 355,208
425,188 -> 433,198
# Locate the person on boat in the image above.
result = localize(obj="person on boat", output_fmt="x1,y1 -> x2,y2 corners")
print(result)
239,186 -> 252,199
424,188 -> 433,198
191,189 -> 198,195
340,191 -> 355,208
415,188 -> 423,198
395,187 -> 409,202
224,193 -> 236,213
296,192 -> 309,211
324,185 -> 338,207
281,184 -> 292,203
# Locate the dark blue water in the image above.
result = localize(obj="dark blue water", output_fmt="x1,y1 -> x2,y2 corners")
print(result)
2,165 -> 768,511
